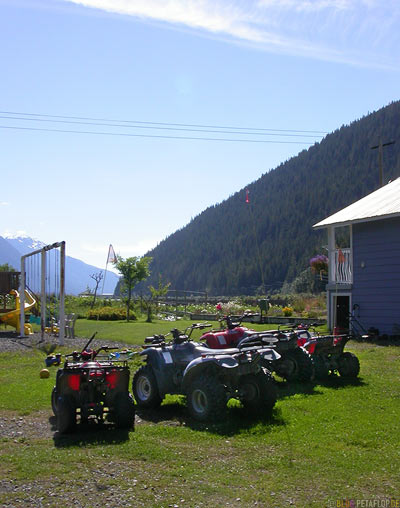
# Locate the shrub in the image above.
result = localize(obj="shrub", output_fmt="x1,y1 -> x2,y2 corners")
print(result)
302,310 -> 318,319
282,306 -> 293,317
87,307 -> 135,321
291,296 -> 306,314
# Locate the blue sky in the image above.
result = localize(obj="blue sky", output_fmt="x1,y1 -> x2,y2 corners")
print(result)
1,0 -> 399,270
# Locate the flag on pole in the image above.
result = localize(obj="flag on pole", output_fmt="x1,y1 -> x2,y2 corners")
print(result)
245,189 -> 250,203
107,244 -> 117,264
102,244 -> 117,295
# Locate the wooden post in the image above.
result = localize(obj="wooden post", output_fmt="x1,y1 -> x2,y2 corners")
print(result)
378,141 -> 383,187
371,140 -> 395,187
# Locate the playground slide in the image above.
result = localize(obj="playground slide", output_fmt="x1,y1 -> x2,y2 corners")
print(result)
0,289 -> 36,335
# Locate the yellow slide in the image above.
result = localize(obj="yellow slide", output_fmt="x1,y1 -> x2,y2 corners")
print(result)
0,289 -> 36,335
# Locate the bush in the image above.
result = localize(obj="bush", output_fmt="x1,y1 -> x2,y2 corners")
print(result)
282,306 -> 293,317
87,307 -> 135,321
291,296 -> 306,314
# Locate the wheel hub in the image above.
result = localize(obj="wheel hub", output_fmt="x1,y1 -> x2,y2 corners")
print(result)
191,388 -> 208,414
240,383 -> 258,402
136,376 -> 152,401
277,358 -> 297,377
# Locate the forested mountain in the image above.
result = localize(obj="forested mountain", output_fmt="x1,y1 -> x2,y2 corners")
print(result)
141,101 -> 400,295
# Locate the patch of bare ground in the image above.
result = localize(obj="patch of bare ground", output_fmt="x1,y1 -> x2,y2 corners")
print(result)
0,330 -> 136,354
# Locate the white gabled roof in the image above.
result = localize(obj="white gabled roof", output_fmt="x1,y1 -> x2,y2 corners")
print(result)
313,177 -> 400,229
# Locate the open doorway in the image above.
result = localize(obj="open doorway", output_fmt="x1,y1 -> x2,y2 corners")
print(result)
333,295 -> 350,332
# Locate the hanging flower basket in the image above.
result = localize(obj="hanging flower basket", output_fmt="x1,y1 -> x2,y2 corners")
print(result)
310,255 -> 328,279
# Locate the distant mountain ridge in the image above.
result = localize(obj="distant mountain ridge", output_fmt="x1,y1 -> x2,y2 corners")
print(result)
0,237 -> 21,270
141,101 -> 400,295
4,233 -> 46,253
0,234 -> 119,296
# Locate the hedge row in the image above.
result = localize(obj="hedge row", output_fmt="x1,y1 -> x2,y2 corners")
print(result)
87,307 -> 136,321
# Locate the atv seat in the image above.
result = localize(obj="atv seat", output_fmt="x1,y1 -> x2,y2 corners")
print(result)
238,335 -> 278,347
198,346 -> 240,355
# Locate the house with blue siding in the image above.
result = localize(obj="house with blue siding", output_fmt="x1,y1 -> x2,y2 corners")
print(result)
314,178 -> 400,336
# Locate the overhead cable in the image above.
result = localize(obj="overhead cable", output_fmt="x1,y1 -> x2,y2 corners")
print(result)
0,115 -> 323,138
0,110 -> 328,135
0,125 -> 315,144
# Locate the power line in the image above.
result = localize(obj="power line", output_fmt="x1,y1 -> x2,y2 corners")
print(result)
0,110 -> 328,135
0,114 -> 323,139
0,125 -> 316,144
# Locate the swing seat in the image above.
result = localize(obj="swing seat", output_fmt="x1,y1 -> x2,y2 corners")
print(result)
65,313 -> 77,339
44,324 -> 60,336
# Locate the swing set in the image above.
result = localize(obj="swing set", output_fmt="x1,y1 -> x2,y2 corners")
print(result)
20,241 -> 66,344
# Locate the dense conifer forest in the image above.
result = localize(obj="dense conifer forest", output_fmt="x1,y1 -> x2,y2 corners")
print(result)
139,101 -> 400,295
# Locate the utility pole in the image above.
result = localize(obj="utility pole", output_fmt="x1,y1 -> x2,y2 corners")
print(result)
371,140 -> 395,187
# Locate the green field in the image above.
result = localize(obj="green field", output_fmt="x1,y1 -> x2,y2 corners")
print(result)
72,318 -> 329,346
0,324 -> 399,507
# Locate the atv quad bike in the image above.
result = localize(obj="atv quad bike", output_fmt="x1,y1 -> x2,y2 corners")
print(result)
200,314 -> 315,382
294,325 -> 360,379
132,323 -> 280,422
52,334 -> 135,433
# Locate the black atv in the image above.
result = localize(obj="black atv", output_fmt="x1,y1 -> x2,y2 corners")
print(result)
132,323 -> 280,422
52,334 -> 135,433
200,314 -> 315,382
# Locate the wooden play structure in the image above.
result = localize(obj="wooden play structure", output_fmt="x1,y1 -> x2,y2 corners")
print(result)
0,272 -> 36,335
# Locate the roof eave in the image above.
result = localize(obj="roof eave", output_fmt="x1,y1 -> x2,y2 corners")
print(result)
313,211 -> 400,229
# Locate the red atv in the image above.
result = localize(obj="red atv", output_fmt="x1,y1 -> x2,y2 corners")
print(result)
52,334 -> 135,433
200,314 -> 314,382
294,324 -> 360,379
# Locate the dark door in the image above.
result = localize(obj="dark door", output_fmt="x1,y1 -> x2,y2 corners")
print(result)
335,295 -> 350,331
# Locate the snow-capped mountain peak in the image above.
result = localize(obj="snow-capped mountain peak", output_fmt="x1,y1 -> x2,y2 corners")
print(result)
0,232 -> 119,295
3,232 -> 46,254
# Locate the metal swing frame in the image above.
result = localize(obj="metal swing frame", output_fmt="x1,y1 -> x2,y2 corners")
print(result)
19,241 -> 66,344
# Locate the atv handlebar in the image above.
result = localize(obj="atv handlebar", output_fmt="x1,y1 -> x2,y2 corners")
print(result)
95,345 -> 119,355
144,323 -> 212,346
219,312 -> 258,329
66,332 -> 98,357
279,323 -> 319,332
186,323 -> 212,336
65,342 -> 119,361
81,332 -> 97,353
144,333 -> 168,344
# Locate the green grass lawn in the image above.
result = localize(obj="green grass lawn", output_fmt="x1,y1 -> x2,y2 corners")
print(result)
0,327 -> 399,507
75,317 -> 200,345
74,317 -> 329,346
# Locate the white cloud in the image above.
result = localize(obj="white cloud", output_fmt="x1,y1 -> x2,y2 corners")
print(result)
62,0 -> 400,69
0,201 -> 10,206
